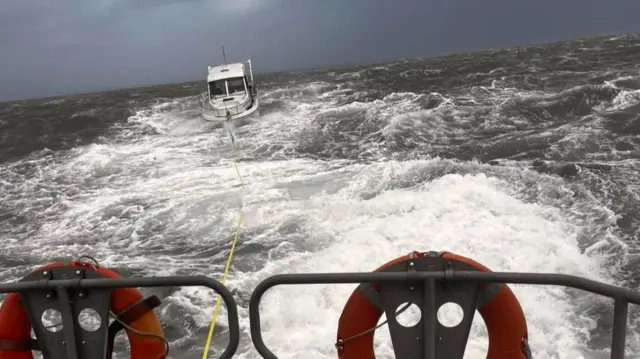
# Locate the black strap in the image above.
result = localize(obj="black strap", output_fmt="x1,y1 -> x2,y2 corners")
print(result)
357,283 -> 383,309
0,338 -> 40,352
358,251 -> 429,310
107,295 -> 162,359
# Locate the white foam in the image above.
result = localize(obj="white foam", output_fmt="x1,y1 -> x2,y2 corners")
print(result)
606,89 -> 640,111
127,97 -> 212,136
219,161 -> 609,359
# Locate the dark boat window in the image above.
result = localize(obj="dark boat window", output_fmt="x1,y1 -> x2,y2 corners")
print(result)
208,80 -> 227,97
227,77 -> 246,94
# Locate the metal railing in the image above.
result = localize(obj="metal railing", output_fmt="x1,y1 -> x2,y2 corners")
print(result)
249,270 -> 640,359
200,92 -> 242,117
0,266 -> 240,359
4,262 -> 639,359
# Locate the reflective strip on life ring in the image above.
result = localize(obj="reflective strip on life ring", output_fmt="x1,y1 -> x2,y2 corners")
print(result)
0,261 -> 166,359
335,251 -> 529,359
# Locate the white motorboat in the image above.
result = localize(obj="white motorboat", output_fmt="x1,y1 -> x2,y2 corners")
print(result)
200,49 -> 260,122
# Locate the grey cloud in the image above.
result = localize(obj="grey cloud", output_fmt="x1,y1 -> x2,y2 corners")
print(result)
1,0 -> 640,102
105,0 -> 206,13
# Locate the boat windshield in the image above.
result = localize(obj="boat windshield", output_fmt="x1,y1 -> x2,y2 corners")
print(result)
208,77 -> 246,98
227,77 -> 246,95
208,80 -> 227,98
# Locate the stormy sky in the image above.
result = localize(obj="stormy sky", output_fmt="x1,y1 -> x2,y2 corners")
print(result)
1,0 -> 640,102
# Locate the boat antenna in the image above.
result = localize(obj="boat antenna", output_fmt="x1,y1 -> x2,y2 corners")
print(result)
222,46 -> 227,66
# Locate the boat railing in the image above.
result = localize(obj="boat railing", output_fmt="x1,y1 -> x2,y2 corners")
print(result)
200,92 -> 242,118
3,259 -> 639,359
249,266 -> 640,359
0,265 -> 240,359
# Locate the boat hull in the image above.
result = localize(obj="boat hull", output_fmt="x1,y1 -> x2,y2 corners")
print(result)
201,96 -> 260,122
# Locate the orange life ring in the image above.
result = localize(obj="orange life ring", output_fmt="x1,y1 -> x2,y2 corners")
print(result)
0,261 -> 166,359
336,251 -> 529,359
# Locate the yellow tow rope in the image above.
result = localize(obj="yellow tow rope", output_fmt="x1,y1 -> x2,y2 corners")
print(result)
202,121 -> 245,359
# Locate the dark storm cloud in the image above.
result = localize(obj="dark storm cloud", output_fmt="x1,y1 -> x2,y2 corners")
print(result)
115,0 -> 207,10
1,0 -> 640,102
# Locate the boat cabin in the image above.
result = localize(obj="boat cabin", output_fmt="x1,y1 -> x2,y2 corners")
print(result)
207,63 -> 252,99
